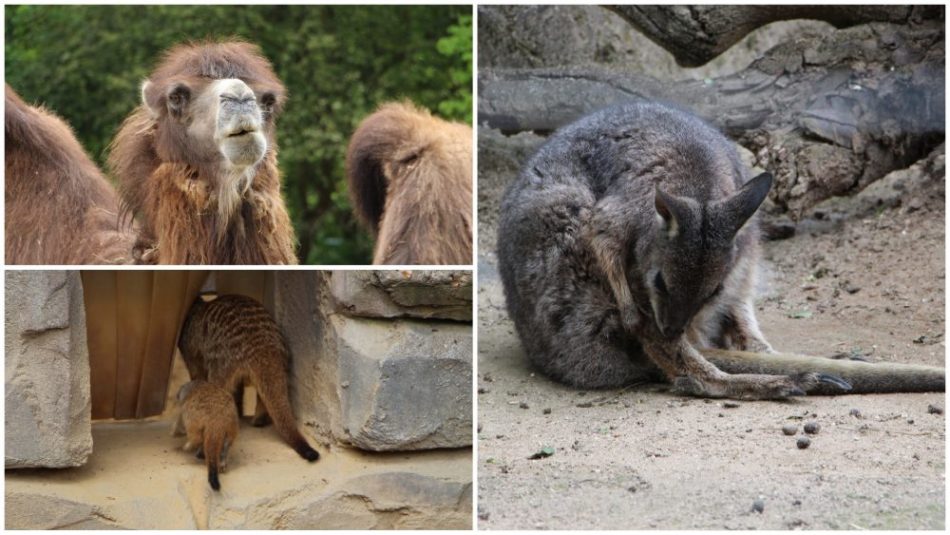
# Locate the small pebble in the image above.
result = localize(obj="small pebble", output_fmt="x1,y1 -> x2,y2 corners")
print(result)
478,387 -> 489,394
849,408 -> 862,418
928,404 -> 943,415
782,424 -> 798,436
796,436 -> 811,449
752,499 -> 765,513
803,421 -> 820,434
542,408 -> 552,415
723,401 -> 740,408
519,402 -> 529,410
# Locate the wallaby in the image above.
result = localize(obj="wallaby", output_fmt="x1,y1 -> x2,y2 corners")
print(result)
497,101 -> 944,400
179,294 -> 320,461
173,380 -> 239,491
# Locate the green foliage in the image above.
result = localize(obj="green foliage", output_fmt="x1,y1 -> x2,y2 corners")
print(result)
5,5 -> 473,264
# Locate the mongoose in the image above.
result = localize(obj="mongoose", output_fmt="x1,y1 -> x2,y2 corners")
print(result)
173,380 -> 239,491
179,294 -> 320,461
497,101 -> 944,399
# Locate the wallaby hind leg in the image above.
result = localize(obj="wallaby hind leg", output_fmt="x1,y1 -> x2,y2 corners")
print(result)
719,304 -> 773,353
640,335 -> 834,400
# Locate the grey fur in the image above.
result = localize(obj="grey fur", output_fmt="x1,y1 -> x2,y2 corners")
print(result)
498,101 -> 779,392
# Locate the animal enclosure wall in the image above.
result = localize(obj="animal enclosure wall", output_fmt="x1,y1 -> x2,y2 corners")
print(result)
82,270 -> 275,420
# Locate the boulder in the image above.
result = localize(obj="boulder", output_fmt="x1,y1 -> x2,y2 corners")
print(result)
5,271 -> 92,468
334,316 -> 472,450
330,271 -> 472,322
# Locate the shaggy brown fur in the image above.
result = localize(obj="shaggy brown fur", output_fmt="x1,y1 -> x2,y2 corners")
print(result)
346,102 -> 472,265
173,379 -> 240,491
108,41 -> 297,264
179,295 -> 319,462
5,85 -> 134,264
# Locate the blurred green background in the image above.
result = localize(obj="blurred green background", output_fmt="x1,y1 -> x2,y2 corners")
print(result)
5,5 -> 473,264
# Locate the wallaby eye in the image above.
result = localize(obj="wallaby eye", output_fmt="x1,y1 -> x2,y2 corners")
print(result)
653,272 -> 668,295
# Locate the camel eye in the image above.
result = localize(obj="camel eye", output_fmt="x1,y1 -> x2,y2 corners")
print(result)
259,92 -> 276,113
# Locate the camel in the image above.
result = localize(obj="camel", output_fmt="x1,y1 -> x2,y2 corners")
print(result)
108,40 -> 297,265
346,102 -> 472,265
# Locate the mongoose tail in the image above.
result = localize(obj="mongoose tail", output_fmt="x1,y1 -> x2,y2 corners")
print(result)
203,429 -> 224,491
252,368 -> 320,462
703,349 -> 945,394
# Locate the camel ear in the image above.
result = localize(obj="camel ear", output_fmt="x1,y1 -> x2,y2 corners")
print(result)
141,80 -> 159,119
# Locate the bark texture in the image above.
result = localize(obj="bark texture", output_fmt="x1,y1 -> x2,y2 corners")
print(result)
479,10 -> 944,217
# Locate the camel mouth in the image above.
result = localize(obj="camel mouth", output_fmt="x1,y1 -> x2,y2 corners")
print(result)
227,128 -> 257,138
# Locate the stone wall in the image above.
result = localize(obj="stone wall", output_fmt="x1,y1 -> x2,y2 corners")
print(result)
275,270 -> 473,452
5,269 -> 473,467
5,271 -> 92,468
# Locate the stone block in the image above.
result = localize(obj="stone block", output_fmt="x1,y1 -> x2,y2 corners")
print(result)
330,271 -> 472,322
334,316 -> 472,451
272,271 -> 339,446
5,271 -> 92,468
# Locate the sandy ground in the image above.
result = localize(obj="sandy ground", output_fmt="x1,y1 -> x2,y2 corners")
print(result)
6,358 -> 472,530
7,420 -> 471,529
476,153 -> 945,529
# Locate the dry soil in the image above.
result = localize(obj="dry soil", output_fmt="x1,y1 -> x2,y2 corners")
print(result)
476,151 -> 945,530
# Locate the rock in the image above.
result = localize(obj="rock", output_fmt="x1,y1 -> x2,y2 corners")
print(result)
5,271 -> 92,469
796,436 -> 811,449
7,420 -> 472,529
330,271 -> 472,322
267,473 -> 471,530
803,421 -> 821,434
334,316 -> 472,450
927,404 -> 943,415
273,272 -> 341,447
752,498 -> 765,513
782,424 -> 799,436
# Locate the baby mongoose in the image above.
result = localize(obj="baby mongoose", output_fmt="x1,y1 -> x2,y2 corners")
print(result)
174,380 -> 239,491
498,101 -> 944,399
179,294 -> 320,461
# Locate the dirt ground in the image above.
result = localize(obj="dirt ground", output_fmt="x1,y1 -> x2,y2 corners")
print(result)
476,150 -> 945,529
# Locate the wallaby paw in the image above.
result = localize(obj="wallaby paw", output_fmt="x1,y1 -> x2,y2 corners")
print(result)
795,372 -> 852,394
671,376 -> 707,397
619,306 -> 640,333
672,375 -> 807,400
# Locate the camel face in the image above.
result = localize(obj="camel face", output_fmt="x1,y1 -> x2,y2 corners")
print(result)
210,78 -> 268,169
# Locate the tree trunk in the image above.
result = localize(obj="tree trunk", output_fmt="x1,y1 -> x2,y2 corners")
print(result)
605,5 -> 940,67
479,19 -> 944,217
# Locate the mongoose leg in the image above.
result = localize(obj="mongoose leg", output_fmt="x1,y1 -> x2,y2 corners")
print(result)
251,394 -> 271,427
171,413 -> 186,437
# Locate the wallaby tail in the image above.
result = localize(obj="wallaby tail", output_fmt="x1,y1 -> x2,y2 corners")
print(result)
203,430 -> 223,491
702,349 -> 945,395
252,368 -> 320,462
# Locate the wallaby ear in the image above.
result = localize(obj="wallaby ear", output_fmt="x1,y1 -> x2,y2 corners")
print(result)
655,186 -> 691,238
716,172 -> 773,237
